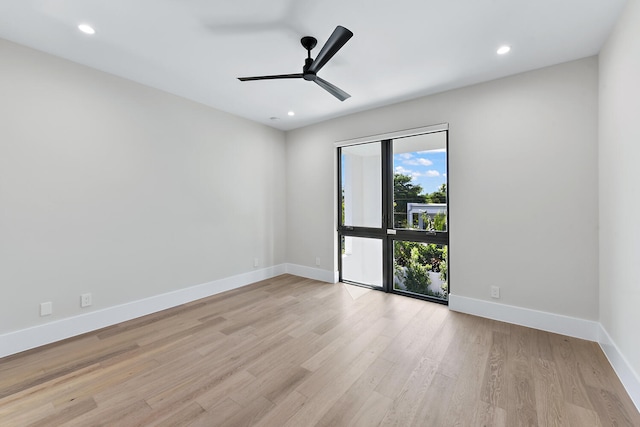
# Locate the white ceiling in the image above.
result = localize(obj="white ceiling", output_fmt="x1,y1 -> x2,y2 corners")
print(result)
0,0 -> 627,131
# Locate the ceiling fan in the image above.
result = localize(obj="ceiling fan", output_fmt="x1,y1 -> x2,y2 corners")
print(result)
238,25 -> 354,101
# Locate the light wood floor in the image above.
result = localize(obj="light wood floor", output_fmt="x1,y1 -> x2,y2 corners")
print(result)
1,275 -> 638,426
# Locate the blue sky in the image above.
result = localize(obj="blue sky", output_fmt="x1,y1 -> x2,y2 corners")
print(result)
393,149 -> 447,194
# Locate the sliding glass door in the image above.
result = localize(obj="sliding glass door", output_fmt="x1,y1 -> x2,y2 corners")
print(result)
338,126 -> 449,303
339,142 -> 384,289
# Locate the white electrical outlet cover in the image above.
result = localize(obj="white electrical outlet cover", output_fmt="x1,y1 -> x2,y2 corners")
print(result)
490,286 -> 500,298
40,302 -> 52,316
81,293 -> 92,307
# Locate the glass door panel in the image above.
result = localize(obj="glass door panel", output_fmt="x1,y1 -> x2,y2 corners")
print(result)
341,142 -> 382,229
393,241 -> 448,300
392,132 -> 447,231
341,236 -> 383,288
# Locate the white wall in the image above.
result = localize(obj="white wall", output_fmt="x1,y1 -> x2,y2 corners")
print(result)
286,57 -> 599,320
0,39 -> 286,334
599,0 -> 640,384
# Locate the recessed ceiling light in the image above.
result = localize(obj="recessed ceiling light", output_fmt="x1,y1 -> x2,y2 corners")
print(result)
497,45 -> 511,55
288,111 -> 295,116
78,24 -> 96,35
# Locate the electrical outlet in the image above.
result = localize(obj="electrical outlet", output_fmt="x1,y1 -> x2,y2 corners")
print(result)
40,302 -> 52,316
253,258 -> 259,268
315,257 -> 321,266
81,293 -> 92,308
490,286 -> 500,299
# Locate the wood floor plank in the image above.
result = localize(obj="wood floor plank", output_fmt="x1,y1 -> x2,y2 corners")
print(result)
244,330 -> 320,378
219,396 -> 274,427
28,398 -> 97,427
507,373 -> 539,427
252,391 -> 307,427
151,401 -> 206,427
196,397 -> 241,426
0,343 -> 138,400
66,398 -> 153,427
0,363 -> 101,409
230,365 -> 311,406
441,334 -> 493,426
0,402 -> 55,426
301,313 -> 385,372
472,401 -> 508,427
378,355 -> 439,426
508,324 -> 535,376
284,335 -> 393,426
378,302 -> 444,363
480,331 -> 508,409
565,402 -> 603,427
315,356 -> 394,427
194,370 -> 256,411
295,318 -> 390,399
533,358 -> 569,426
506,324 -> 539,427
409,372 -> 456,427
585,385 -> 637,427
433,311 -> 476,379
349,391 -> 393,427
0,274 -> 638,426
548,333 -> 593,410
574,337 -> 640,420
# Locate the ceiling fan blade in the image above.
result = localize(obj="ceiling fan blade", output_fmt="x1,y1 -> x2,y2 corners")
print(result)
314,77 -> 351,101
238,73 -> 303,81
307,26 -> 353,74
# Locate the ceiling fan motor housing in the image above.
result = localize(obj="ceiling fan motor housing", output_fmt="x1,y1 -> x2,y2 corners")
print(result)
303,58 -> 316,81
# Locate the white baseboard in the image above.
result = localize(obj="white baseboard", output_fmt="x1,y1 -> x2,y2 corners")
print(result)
0,264 -> 286,359
448,294 -> 600,342
448,294 -> 640,411
598,325 -> 640,412
284,263 -> 337,283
